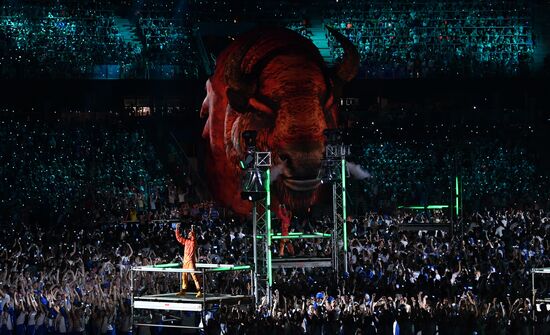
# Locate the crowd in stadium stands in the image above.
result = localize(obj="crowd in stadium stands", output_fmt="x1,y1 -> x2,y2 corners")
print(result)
286,20 -> 312,39
2,119 -> 547,224
137,16 -> 199,78
187,0 -> 301,22
0,5 -> 141,78
1,206 -> 549,333
0,0 -> 542,79
0,120 -> 175,224
357,139 -> 548,210
253,209 -> 550,334
325,0 -> 535,78
0,3 -> 201,79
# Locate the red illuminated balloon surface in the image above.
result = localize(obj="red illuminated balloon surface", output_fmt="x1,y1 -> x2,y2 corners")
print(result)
200,27 -> 359,215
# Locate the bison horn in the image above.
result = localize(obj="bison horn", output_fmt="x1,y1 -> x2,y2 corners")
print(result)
326,25 -> 360,82
223,31 -> 265,101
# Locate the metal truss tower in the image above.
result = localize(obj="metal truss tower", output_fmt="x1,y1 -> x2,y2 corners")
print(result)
251,152 -> 272,308
320,130 -> 349,280
332,159 -> 347,279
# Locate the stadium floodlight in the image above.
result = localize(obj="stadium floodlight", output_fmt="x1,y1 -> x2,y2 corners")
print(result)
240,130 -> 267,201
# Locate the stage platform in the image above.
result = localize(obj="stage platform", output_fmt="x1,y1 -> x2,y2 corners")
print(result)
271,257 -> 332,269
133,292 -> 254,330
131,263 -> 254,318
134,292 -> 253,312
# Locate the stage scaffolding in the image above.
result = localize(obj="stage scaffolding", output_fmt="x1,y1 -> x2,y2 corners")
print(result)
249,131 -> 349,310
131,263 -> 253,331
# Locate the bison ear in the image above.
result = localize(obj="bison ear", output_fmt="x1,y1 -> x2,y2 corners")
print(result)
324,93 -> 335,111
323,94 -> 338,128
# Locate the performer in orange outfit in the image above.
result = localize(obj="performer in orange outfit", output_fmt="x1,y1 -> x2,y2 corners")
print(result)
175,223 -> 202,297
277,204 -> 294,256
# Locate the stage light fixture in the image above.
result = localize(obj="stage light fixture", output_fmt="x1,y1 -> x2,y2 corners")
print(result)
242,130 -> 257,148
240,153 -> 255,170
318,159 -> 339,184
241,167 -> 266,201
240,129 -> 269,202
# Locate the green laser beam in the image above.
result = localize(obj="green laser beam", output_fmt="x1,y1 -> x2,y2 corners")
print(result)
455,176 -> 460,216
256,232 -> 330,239
342,159 -> 347,252
398,205 -> 450,209
152,263 -> 181,268
266,169 -> 272,287
271,234 -> 332,240
209,265 -> 251,272
271,232 -> 331,236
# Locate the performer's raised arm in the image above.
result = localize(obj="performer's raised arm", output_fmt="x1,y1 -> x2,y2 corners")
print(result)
175,223 -> 202,298
189,225 -> 196,241
175,223 -> 188,245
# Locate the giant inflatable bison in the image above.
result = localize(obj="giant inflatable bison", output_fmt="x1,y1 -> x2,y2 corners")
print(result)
200,26 -> 359,215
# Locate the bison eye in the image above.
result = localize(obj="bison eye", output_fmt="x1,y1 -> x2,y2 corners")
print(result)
323,94 -> 337,127
249,96 -> 277,115
227,90 -> 276,117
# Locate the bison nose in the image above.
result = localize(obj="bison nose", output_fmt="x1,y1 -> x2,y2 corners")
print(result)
278,152 -> 292,169
277,149 -> 322,180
